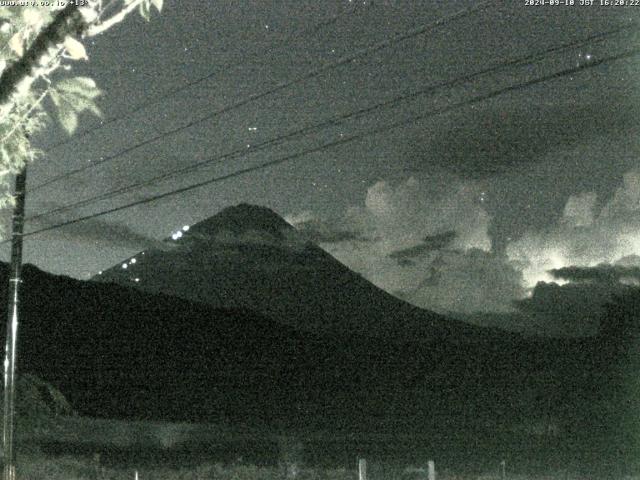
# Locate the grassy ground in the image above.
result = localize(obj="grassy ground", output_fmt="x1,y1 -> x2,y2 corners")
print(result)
14,454 -> 637,480
16,455 -> 355,480
10,415 -> 640,480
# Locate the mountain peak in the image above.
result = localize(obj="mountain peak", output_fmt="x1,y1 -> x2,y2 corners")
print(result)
182,203 -> 293,239
190,203 -> 292,239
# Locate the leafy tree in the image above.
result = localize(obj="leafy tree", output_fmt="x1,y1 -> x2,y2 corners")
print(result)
0,0 -> 162,210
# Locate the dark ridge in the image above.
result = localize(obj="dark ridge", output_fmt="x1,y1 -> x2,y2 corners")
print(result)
0,261 -> 633,468
191,203 -> 293,239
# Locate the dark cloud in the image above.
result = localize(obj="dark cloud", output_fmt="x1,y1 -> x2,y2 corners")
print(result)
404,99 -> 640,179
395,258 -> 414,267
510,279 -> 635,336
33,216 -> 173,252
293,219 -> 365,244
615,254 -> 640,267
516,281 -> 616,316
389,230 -> 457,263
550,264 -> 640,284
459,266 -> 640,337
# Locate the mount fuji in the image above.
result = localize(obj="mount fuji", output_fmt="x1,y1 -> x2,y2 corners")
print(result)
93,203 -> 497,342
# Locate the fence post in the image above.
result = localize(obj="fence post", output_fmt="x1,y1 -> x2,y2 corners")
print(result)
358,458 -> 367,480
427,460 -> 435,480
500,460 -> 506,480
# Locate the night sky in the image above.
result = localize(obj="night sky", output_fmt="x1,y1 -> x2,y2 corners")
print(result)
5,1 -> 640,335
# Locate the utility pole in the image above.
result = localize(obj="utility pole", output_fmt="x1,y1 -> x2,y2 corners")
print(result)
2,168 -> 27,480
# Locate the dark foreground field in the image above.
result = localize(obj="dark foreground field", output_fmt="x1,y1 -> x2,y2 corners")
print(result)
11,415 -> 640,480
13,454 -> 640,480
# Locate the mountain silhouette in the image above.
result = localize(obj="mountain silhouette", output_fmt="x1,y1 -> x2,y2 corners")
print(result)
0,261 -> 625,469
94,203 -> 500,342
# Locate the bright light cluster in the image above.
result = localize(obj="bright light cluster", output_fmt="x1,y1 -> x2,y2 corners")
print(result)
171,225 -> 190,240
121,257 -> 139,270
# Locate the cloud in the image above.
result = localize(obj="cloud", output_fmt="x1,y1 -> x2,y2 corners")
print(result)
287,169 -> 640,323
561,192 -> 597,228
599,169 -> 640,220
507,279 -> 634,336
388,230 -> 457,263
507,168 -> 640,287
279,171 -> 640,338
516,281 -> 617,316
358,175 -> 492,252
289,175 -> 526,314
285,212 -> 365,244
404,101 -> 640,179
615,254 -> 640,267
34,216 -> 174,252
490,169 -> 640,335
458,274 -> 634,337
402,248 -> 526,314
549,264 -> 640,285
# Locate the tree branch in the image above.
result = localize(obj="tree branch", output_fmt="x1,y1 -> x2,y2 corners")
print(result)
87,0 -> 143,37
1,88 -> 50,144
0,2 -> 95,121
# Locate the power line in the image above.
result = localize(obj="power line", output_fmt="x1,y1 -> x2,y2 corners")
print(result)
26,23 -> 637,223
39,2 -> 364,153
29,1 -> 494,193
19,46 -> 640,242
